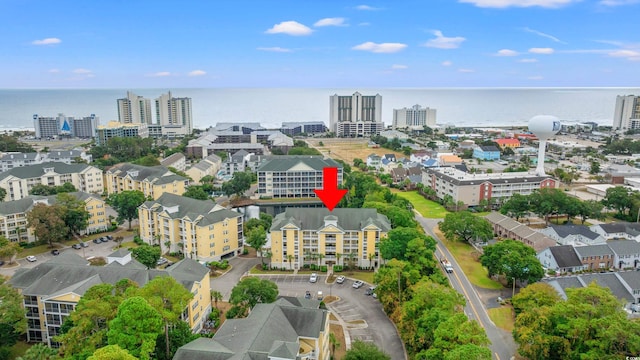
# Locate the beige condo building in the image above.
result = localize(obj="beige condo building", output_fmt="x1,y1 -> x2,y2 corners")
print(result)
269,208 -> 391,269
138,193 -> 244,262
105,163 -> 189,200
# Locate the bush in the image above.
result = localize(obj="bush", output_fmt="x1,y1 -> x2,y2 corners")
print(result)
262,264 -> 269,270
0,347 -> 11,360
133,235 -> 144,246
320,265 -> 328,273
242,248 -> 249,255
303,264 -> 310,269
19,241 -> 37,249
310,264 -> 318,271
333,265 -> 343,272
209,308 -> 220,322
226,306 -> 242,319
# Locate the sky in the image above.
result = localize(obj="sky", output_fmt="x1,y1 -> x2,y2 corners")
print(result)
2,0 -> 640,88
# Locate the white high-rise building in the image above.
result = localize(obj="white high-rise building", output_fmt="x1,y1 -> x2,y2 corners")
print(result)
613,95 -> 640,131
392,104 -> 436,130
117,91 -> 152,125
155,91 -> 193,136
329,92 -> 383,137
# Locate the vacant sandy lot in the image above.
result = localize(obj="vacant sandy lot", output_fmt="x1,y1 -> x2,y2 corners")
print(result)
306,138 -> 406,164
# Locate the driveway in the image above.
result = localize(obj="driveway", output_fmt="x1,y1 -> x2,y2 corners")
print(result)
210,256 -> 261,300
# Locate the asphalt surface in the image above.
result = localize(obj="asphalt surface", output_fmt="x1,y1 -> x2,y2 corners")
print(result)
416,215 -> 517,360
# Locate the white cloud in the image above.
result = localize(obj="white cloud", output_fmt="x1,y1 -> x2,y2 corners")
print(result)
529,47 -> 555,54
528,75 -> 544,80
495,49 -> 519,56
32,37 -> 61,45
458,68 -> 475,73
442,61 -> 453,66
355,5 -> 381,10
599,0 -> 640,5
608,49 -> 640,61
188,70 -> 207,77
523,27 -> 565,43
391,64 -> 408,69
72,68 -> 92,74
459,0 -> 578,8
314,17 -> 347,27
148,71 -> 172,77
352,42 -> 407,53
519,58 -> 539,63
266,21 -> 313,36
257,47 -> 293,53
48,69 -> 60,73
423,30 -> 466,49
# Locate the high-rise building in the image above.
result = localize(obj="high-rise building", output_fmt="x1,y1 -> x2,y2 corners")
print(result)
329,92 -> 383,137
70,114 -> 98,138
155,91 -> 193,136
117,91 -> 152,124
613,95 -> 640,131
392,104 -> 436,130
33,113 -> 99,139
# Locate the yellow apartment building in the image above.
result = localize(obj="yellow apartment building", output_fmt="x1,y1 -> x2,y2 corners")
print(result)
138,193 -> 244,262
8,251 -> 211,347
105,163 -> 189,200
269,208 -> 391,270
0,192 -> 108,243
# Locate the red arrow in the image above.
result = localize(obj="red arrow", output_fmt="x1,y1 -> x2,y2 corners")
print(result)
314,167 -> 347,211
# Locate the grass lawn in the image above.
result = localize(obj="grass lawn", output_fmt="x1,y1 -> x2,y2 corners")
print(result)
343,270 -> 375,284
435,228 -> 503,290
488,306 -> 515,332
18,243 -> 62,257
249,264 -> 297,275
395,191 -> 449,218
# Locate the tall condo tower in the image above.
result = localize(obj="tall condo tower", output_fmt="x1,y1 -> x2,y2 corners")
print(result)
329,92 -> 383,137
392,104 -> 436,130
117,91 -> 152,124
613,95 -> 640,131
528,115 -> 561,176
155,91 -> 193,135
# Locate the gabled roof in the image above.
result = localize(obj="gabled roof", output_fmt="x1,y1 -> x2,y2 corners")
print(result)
0,152 -> 40,161
580,273 -> 635,302
257,157 -> 341,172
479,146 -> 500,152
573,244 -> 614,258
0,162 -> 96,181
548,245 -> 583,268
607,240 -> 640,255
0,192 -> 101,216
495,138 -> 520,146
596,222 -> 640,237
106,163 -> 186,184
549,224 -> 600,240
271,208 -> 391,232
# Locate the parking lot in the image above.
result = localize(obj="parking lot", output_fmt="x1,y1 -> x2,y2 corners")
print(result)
257,274 -> 405,360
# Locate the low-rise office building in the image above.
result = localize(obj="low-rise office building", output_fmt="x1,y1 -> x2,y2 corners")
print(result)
105,163 -> 189,200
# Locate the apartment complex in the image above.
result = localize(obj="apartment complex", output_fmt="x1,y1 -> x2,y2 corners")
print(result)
117,91 -> 153,124
0,192 -> 109,243
33,113 -> 99,139
175,297 -> 330,360
329,92 -> 383,137
257,157 -> 343,199
613,95 -> 640,131
138,193 -> 243,262
281,121 -> 328,135
9,252 -> 210,347
269,208 -> 391,269
0,162 -> 104,201
392,104 -> 436,130
105,163 -> 189,200
424,167 -> 557,206
0,150 -> 92,172
95,120 -> 149,146
155,91 -> 193,136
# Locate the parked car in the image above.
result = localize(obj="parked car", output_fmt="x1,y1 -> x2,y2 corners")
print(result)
309,273 -> 318,283
365,286 -> 377,296
72,243 -> 82,249
157,257 -> 169,266
352,280 -> 364,289
106,235 -> 113,240
336,275 -> 346,284
92,238 -> 100,244
317,291 -> 323,300
305,290 -> 311,299
0,260 -> 5,267
51,249 -> 60,256
26,255 -> 37,262
80,242 -> 89,248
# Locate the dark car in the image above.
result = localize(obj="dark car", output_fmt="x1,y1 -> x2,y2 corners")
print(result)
92,238 -> 100,244
0,260 -> 5,267
106,235 -> 113,240
51,249 -> 60,256
72,243 -> 82,249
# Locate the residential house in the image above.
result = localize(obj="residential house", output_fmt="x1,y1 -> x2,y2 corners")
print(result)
383,154 -> 396,163
438,154 -> 463,166
366,154 -> 381,169
590,222 -> 640,242
174,297 -> 330,360
458,140 -> 476,150
257,157 -> 343,199
161,153 -> 187,172
473,146 -> 501,161
545,273 -> 637,310
138,193 -> 243,262
617,271 -> 640,304
494,138 -> 521,149
537,245 -> 585,273
9,251 -> 210,347
573,244 -> 615,270
410,151 -> 430,164
0,162 -> 104,201
269,208 -> 391,269
185,154 -> 222,184
607,240 -> 640,270
484,212 -> 556,252
390,166 -> 422,185
223,150 -> 251,177
538,224 -> 606,246
105,163 -> 189,200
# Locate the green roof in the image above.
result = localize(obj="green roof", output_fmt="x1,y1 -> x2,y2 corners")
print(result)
271,208 -> 391,232
256,156 -> 342,172
0,162 -> 95,181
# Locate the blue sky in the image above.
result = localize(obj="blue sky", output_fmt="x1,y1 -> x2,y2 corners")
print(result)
2,0 -> 639,88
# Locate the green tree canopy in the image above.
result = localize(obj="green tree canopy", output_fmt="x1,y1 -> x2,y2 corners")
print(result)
88,345 -> 137,360
221,171 -> 253,198
0,277 -> 27,348
131,245 -> 162,269
379,227 -> 435,261
343,341 -> 390,360
108,190 -> 146,230
419,313 -> 491,360
153,320 -> 199,360
480,239 -> 544,286
182,186 -> 210,200
499,193 -> 531,221
245,226 -> 267,265
57,192 -> 90,237
0,187 -> 6,202
15,343 -> 58,360
107,297 -> 163,360
439,211 -> 493,244
511,282 -> 561,316
229,277 -> 278,316
0,236 -> 20,264
27,203 -> 69,247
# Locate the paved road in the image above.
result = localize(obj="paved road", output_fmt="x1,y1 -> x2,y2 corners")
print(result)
210,256 -> 261,300
416,215 -> 516,360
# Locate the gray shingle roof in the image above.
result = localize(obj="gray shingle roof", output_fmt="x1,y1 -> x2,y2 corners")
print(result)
549,224 -> 600,240
617,271 -> 640,290
549,245 -> 583,268
607,240 -> 640,256
479,146 -> 500,152
0,152 -> 39,161
106,163 -> 187,183
597,222 -> 640,237
141,193 -> 241,227
0,192 -> 100,216
579,273 -> 635,302
271,208 -> 391,232
0,162 -> 95,181
573,244 -> 614,258
257,157 -> 342,172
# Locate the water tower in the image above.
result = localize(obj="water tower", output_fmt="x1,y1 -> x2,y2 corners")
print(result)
528,115 -> 561,176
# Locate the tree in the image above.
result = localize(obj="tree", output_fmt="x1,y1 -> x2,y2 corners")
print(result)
419,313 -> 491,360
153,320 -> 199,360
439,212 -> 493,244
379,227 -> 435,261
108,190 -> 146,230
0,187 -> 6,202
229,277 -> 278,316
88,345 -> 137,360
0,277 -> 27,348
131,245 -> 162,269
511,282 -> 560,317
27,203 -> 68,247
578,199 -> 604,224
500,193 -> 530,221
589,160 -> 601,174
108,297 -> 163,360
29,184 -> 58,196
132,154 -> 160,167
15,343 -> 59,360
480,239 -> 544,286
221,171 -> 253,198
182,186 -> 210,200
246,227 -> 267,266
210,290 -> 223,309
343,341 -> 391,360
602,186 -> 634,218
57,192 -> 90,238
328,333 -> 341,359
0,236 -> 20,264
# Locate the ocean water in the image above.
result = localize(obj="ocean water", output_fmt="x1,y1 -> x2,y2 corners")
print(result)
0,88 -> 638,131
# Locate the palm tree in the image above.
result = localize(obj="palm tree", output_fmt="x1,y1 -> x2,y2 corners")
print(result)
368,252 -> 376,271
329,333 -> 341,359
287,254 -> 294,270
347,251 -> 357,270
210,290 -> 223,309
336,253 -> 343,267
264,249 -> 273,269
317,253 -> 325,267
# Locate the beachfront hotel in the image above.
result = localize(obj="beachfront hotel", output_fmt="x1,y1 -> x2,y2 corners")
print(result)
329,92 -> 384,137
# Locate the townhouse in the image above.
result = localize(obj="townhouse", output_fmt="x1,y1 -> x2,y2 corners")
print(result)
574,244 -> 615,270
537,245 -> 586,273
105,163 -> 189,200
539,224 -> 606,246
484,212 -> 556,252
138,193 -> 243,262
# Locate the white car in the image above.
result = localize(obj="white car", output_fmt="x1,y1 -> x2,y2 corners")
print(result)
157,257 -> 169,266
352,280 -> 364,289
336,275 -> 346,284
26,255 -> 37,262
309,273 -> 318,283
